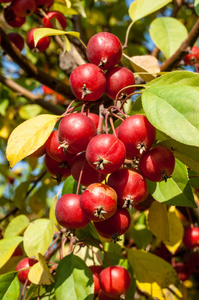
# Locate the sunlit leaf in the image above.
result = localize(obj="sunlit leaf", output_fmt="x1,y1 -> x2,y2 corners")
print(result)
147,159 -> 196,208
149,17 -> 188,58
6,114 -> 60,168
4,215 -> 30,238
28,253 -> 55,285
0,272 -> 20,300
164,209 -> 184,254
23,219 -> 54,259
55,253 -> 94,300
0,237 -> 23,269
129,0 -> 172,22
33,28 -> 80,48
18,105 -> 42,120
128,249 -> 182,299
195,0 -> 199,16
142,85 -> 199,147
148,201 -> 170,242
127,55 -> 160,82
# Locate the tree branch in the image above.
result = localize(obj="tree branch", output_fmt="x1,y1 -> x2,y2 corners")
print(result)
0,27 -> 74,99
160,18 -> 199,71
0,74 -> 64,115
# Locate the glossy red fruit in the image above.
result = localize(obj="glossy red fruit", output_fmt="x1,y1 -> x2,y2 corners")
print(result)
184,46 -> 199,65
71,152 -> 105,186
69,63 -> 106,101
183,227 -> 199,249
139,145 -> 175,182
82,112 -> 99,129
108,168 -> 149,209
105,66 -> 135,100
58,113 -> 97,154
28,144 -> 46,158
117,115 -> 156,158
174,262 -> 191,281
0,0 -> 12,2
8,32 -> 24,51
45,130 -> 75,162
16,257 -> 37,284
80,183 -> 117,222
4,6 -> 26,28
86,134 -> 126,175
98,290 -> 120,300
26,28 -> 51,52
89,265 -> 104,294
42,11 -> 67,30
86,32 -> 122,70
94,207 -> 131,241
44,153 -> 71,182
99,266 -> 131,297
12,0 -> 36,17
55,194 -> 90,229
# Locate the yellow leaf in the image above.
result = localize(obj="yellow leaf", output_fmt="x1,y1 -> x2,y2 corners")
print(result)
6,114 -> 60,168
28,253 -> 55,285
33,28 -> 80,48
148,201 -> 170,242
164,210 -> 184,254
128,249 -> 182,299
126,55 -> 160,82
0,236 -> 23,269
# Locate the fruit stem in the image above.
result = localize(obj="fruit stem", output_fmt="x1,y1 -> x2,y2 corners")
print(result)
76,158 -> 86,195
186,207 -> 194,228
109,116 -> 117,137
97,102 -> 105,134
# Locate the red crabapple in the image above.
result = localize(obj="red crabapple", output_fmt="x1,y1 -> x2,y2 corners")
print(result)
8,32 -> 24,51
105,66 -> 135,100
117,114 -> 156,158
184,46 -> 199,65
69,63 -> 106,101
80,183 -> 117,222
86,32 -> 122,70
42,11 -> 67,30
108,168 -> 149,209
44,153 -> 71,183
86,134 -> 126,174
4,5 -> 26,28
99,266 -> 131,297
139,145 -> 175,182
58,113 -> 97,154
183,227 -> 199,249
12,0 -> 36,17
55,194 -> 90,230
89,265 -> 104,294
94,207 -> 131,242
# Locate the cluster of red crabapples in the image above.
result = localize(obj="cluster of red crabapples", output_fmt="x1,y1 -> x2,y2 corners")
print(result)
1,0 -> 67,52
40,32 -> 177,242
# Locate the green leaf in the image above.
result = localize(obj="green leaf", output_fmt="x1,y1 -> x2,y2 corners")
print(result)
0,100 -> 9,116
148,201 -> 170,242
13,181 -> 30,210
129,0 -> 172,22
55,253 -> 94,300
128,249 -> 182,299
62,175 -> 79,195
149,17 -> 188,59
160,139 -> 199,173
4,215 -> 30,238
25,284 -> 55,300
195,0 -> 199,16
146,70 -> 199,91
23,219 -> 54,259
18,104 -> 42,120
142,85 -> 199,147
0,272 -> 20,300
147,159 -> 196,208
76,223 -> 101,248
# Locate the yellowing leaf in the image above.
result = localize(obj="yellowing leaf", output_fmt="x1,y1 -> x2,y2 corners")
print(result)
128,249 -> 182,299
28,253 -> 55,285
164,210 -> 184,254
6,114 -> 60,168
0,236 -> 23,269
128,55 -> 160,82
148,201 -> 170,242
4,215 -> 30,238
33,28 -> 80,48
129,0 -> 172,23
